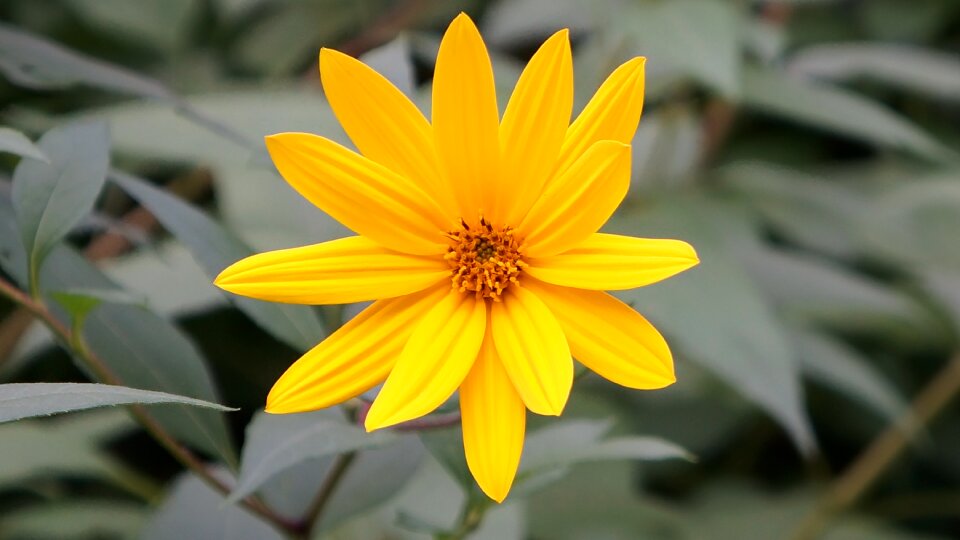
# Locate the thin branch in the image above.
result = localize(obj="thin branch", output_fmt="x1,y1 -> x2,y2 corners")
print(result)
790,353 -> 960,540
0,275 -> 300,536
299,452 -> 358,537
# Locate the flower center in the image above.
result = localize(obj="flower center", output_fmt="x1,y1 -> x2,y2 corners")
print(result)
445,217 -> 525,300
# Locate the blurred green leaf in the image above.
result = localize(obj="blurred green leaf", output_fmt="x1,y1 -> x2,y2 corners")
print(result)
791,328 -> 909,424
0,126 -> 47,162
742,246 -> 943,346
515,419 -> 691,496
790,44 -> 960,103
0,195 -> 236,464
50,287 -> 145,322
90,91 -> 349,251
860,178 -> 960,271
11,120 -> 110,290
742,65 -> 955,163
64,0 -> 199,52
0,413 -> 134,490
482,0 -> 593,46
315,436 -> 425,532
142,469 -> 283,540
360,36 -> 415,98
0,382 -> 236,424
0,22 -> 170,97
111,170 -> 326,352
721,161 -> 867,258
611,196 -> 816,455
0,500 -> 146,540
228,409 -> 395,504
619,0 -> 742,97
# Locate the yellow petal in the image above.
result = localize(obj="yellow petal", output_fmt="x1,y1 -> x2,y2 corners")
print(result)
490,285 -> 572,415
555,57 -> 645,175
460,328 -> 526,503
525,279 -> 675,389
318,48 -> 457,214
266,284 -> 448,413
432,13 -> 500,220
497,29 -> 573,225
519,141 -> 631,258
525,233 -> 699,290
215,236 -> 449,304
265,133 -> 450,255
365,289 -> 486,430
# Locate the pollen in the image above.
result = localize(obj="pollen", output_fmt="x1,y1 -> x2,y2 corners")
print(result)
444,217 -> 525,300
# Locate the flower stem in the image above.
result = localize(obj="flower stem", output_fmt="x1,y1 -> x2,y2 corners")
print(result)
298,452 -> 358,537
0,275 -> 300,536
790,352 -> 960,540
440,497 -> 489,540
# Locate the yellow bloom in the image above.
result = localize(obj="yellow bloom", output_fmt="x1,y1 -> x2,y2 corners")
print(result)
215,13 -> 698,502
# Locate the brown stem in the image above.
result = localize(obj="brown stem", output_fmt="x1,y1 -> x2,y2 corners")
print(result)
790,353 -> 960,540
298,452 -> 358,538
0,275 -> 300,536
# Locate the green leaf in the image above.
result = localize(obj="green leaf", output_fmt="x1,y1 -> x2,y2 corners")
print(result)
110,170 -> 326,351
361,36 -> 416,98
0,382 -> 236,424
516,419 -> 691,495
619,0 -> 742,97
228,409 -> 395,504
0,413 -> 135,490
0,22 -> 171,98
741,245 -> 944,347
11,120 -> 110,290
0,500 -> 147,540
64,0 -> 199,52
0,196 -> 236,464
142,469 -> 283,540
790,329 -> 908,424
315,435 -> 424,533
611,196 -> 817,455
790,44 -> 960,103
721,161 -> 867,258
741,65 -> 955,163
50,287 -> 146,321
0,126 -> 47,162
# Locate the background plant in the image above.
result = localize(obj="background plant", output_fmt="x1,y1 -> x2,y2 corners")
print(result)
0,0 -> 958,538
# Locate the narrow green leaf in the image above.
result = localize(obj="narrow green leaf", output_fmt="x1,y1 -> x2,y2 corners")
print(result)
0,22 -> 171,97
721,161 -> 867,258
611,196 -> 817,455
229,410 -> 395,504
64,0 -> 199,52
742,245 -> 944,347
110,170 -> 326,351
0,383 -> 236,424
790,329 -> 908,424
0,126 -> 47,162
790,44 -> 960,103
11,120 -> 110,290
742,65 -> 955,163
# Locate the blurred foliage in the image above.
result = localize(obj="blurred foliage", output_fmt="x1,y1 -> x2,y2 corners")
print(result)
0,0 -> 959,538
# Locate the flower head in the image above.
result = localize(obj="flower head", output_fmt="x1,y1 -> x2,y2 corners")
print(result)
215,13 -> 698,502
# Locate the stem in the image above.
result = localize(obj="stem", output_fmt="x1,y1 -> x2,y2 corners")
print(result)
440,498 -> 489,540
299,452 -> 358,537
0,276 -> 300,536
790,353 -> 960,540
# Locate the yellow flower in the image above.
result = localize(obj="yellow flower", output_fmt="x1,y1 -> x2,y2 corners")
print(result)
215,13 -> 698,502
